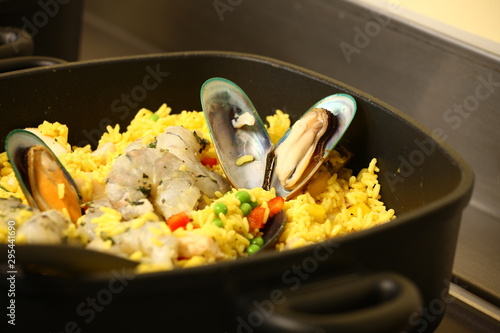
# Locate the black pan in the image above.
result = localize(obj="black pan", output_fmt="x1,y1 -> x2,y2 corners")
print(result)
0,52 -> 473,333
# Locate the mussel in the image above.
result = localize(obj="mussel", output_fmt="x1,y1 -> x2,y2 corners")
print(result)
201,78 -> 273,190
6,129 -> 82,223
201,77 -> 357,199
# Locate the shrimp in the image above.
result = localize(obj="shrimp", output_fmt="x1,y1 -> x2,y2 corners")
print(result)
105,126 -> 230,221
85,217 -> 179,268
0,197 -> 35,226
156,126 -> 231,197
177,232 -> 223,259
18,210 -> 70,244
77,198 -> 113,240
0,197 -> 71,245
106,148 -> 201,220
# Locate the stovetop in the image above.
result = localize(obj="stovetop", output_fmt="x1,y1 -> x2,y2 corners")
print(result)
77,1 -> 499,331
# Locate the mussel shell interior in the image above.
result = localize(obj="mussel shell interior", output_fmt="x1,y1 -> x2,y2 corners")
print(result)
5,129 -> 82,209
201,78 -> 273,190
271,93 -> 357,198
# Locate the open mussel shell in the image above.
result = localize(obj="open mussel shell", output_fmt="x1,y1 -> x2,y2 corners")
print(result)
201,77 -> 273,190
5,129 -> 82,222
259,210 -> 286,251
270,93 -> 357,198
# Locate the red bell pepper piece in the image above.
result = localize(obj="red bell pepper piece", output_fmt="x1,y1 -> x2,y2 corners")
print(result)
201,156 -> 218,167
166,212 -> 190,231
248,206 -> 267,230
268,196 -> 284,217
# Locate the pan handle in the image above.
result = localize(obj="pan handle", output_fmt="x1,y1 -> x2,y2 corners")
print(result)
0,26 -> 67,73
0,56 -> 67,73
239,272 -> 421,333
0,27 -> 34,59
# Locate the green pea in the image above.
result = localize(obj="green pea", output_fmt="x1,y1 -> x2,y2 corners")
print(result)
240,202 -> 252,216
235,191 -> 251,203
246,244 -> 260,255
251,237 -> 264,247
149,113 -> 159,122
250,201 -> 258,209
212,218 -> 224,228
213,202 -> 228,215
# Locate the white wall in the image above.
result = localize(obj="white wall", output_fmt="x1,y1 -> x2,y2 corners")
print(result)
351,0 -> 500,55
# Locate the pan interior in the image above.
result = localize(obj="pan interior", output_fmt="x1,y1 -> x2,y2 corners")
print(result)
0,53 -> 468,219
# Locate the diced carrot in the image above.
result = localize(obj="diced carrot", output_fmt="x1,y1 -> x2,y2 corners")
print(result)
166,212 -> 190,231
248,206 -> 267,230
268,196 -> 284,217
201,156 -> 218,167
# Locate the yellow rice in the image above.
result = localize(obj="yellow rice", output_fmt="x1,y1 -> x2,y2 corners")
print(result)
0,104 -> 396,271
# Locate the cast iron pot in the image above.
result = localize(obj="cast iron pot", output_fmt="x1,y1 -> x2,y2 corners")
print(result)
0,52 -> 473,333
0,0 -> 84,61
0,26 -> 67,72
